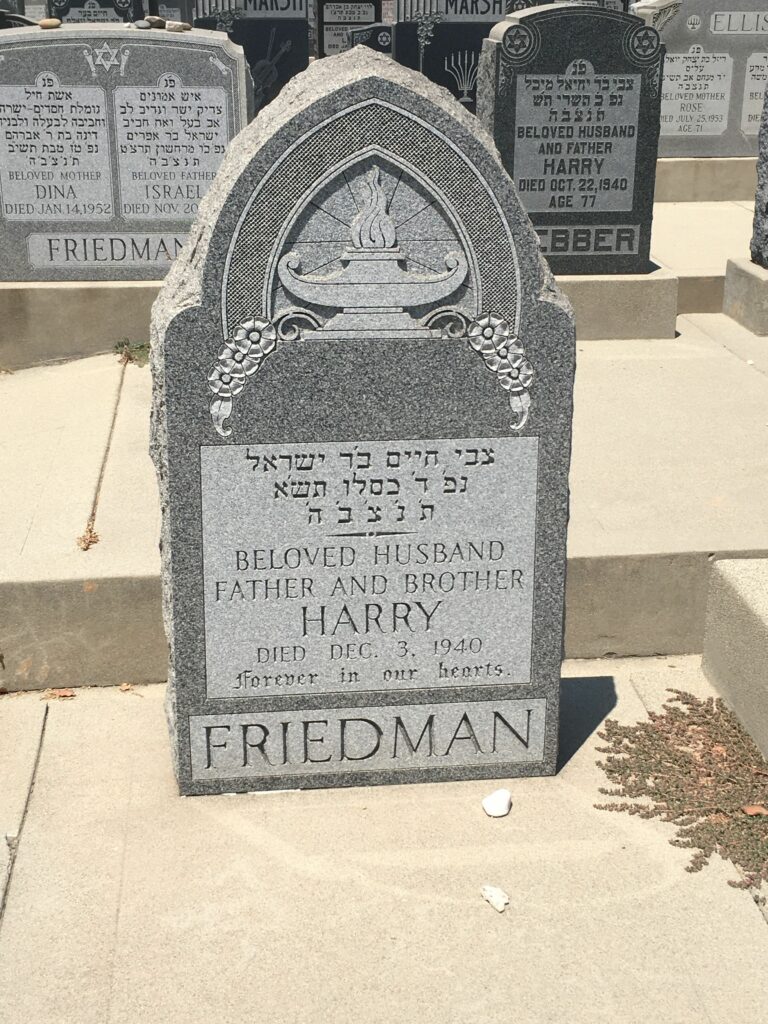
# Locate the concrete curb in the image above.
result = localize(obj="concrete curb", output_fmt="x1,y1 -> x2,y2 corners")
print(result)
723,258 -> 768,335
702,558 -> 768,759
655,156 -> 757,203
0,281 -> 158,370
558,265 -> 678,339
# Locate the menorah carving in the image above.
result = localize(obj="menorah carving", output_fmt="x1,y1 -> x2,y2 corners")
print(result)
444,50 -> 479,105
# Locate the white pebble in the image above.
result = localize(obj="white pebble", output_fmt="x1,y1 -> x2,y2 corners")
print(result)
482,787 -> 512,818
481,885 -> 509,913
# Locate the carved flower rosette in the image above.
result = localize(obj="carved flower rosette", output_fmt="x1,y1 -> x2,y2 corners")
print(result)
429,311 -> 535,430
208,317 -> 277,437
467,313 -> 534,430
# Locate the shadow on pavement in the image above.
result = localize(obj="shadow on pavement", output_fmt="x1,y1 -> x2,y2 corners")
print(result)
557,675 -> 617,772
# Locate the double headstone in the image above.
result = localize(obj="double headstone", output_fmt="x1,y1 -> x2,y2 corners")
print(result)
478,4 -> 664,274
0,25 -> 252,281
150,48 -> 575,795
658,0 -> 768,156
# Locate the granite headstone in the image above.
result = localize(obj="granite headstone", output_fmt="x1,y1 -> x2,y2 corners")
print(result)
630,0 -> 681,32
149,0 -> 195,20
150,47 -> 575,795
507,0 -> 631,10
0,24 -> 252,281
478,5 -> 664,274
750,80 -> 768,266
658,0 -> 768,156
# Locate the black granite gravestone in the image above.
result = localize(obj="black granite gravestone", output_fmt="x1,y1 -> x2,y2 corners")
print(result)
150,48 -> 575,795
348,20 -> 393,51
48,0 -> 139,21
196,12 -> 310,114
394,21 -> 490,112
479,4 -> 664,274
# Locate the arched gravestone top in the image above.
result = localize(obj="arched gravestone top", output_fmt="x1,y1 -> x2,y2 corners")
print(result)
152,47 -> 576,796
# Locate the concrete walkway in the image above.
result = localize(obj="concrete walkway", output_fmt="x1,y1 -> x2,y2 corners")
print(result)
1,656 -> 766,1024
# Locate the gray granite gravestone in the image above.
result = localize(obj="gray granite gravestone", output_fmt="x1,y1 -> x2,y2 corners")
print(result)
0,24 -> 251,281
750,81 -> 768,266
658,0 -> 768,157
150,47 -> 575,796
478,5 -> 664,275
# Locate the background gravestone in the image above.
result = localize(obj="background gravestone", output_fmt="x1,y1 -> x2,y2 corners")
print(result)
629,0 -> 681,32
750,83 -> 768,266
478,5 -> 664,275
149,0 -> 195,20
348,20 -> 393,51
150,48 -> 575,796
374,0 -> 514,112
195,6 -> 310,116
508,0 -> 630,10
317,0 -> 382,56
0,24 -> 252,281
657,0 -> 768,156
393,20 -> 492,112
48,0 -> 138,22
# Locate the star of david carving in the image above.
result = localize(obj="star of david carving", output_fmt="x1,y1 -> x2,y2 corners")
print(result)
93,42 -> 120,72
633,28 -> 658,58
505,27 -> 531,57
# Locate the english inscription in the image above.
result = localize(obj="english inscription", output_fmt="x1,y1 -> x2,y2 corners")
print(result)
660,47 -> 732,137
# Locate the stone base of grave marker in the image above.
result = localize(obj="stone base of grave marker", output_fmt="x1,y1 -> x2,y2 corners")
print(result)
723,257 -> 768,335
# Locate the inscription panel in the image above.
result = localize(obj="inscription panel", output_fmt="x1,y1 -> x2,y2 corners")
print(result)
741,51 -> 768,134
319,0 -> 377,56
114,77 -> 228,220
201,437 -> 538,699
660,47 -> 732,137
513,61 -> 640,214
190,698 -> 548,779
0,78 -> 112,221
